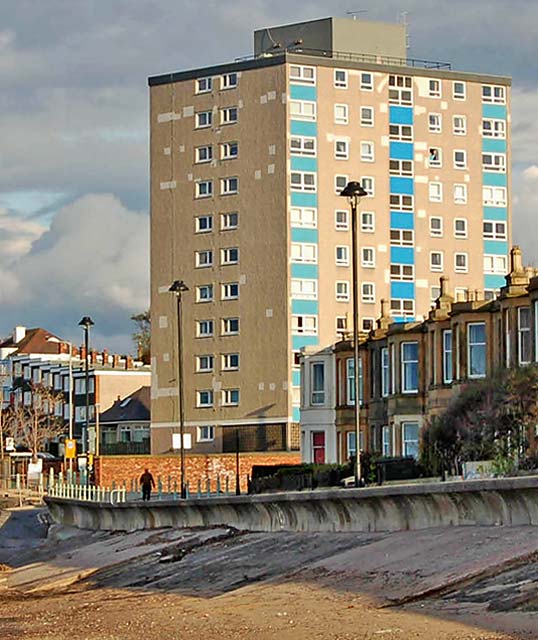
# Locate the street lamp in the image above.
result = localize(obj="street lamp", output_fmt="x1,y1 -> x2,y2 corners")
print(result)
169,280 -> 189,499
339,181 -> 368,487
78,316 -> 94,456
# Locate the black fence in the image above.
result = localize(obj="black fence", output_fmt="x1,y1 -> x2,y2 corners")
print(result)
222,423 -> 288,453
100,440 -> 151,456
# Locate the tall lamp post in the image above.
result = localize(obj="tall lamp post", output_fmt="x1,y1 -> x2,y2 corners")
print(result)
78,316 -> 94,456
339,181 -> 368,487
169,280 -> 189,499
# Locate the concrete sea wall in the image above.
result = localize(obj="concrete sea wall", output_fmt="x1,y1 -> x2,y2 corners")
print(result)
45,476 -> 538,533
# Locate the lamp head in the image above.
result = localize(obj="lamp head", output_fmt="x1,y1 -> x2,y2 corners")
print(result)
78,316 -> 95,328
339,181 -> 368,200
169,280 -> 189,294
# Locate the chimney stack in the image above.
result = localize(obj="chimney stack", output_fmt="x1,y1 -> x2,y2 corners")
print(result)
14,326 -> 26,343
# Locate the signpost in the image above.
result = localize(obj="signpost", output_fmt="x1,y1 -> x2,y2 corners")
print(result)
65,439 -> 76,459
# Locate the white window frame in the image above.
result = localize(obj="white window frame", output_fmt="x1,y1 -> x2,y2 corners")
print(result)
290,206 -> 317,228
222,388 -> 240,406
292,315 -> 317,335
360,106 -> 374,126
360,211 -> 375,232
335,245 -> 349,266
334,69 -> 348,88
361,282 -> 375,304
222,317 -> 239,336
222,353 -> 240,371
453,115 -> 467,135
289,64 -> 316,84
220,177 -> 238,195
195,110 -> 212,128
334,103 -> 349,125
291,278 -> 318,300
335,209 -> 349,231
430,251 -> 444,272
428,112 -> 442,133
402,422 -> 420,459
482,186 -> 507,207
390,263 -> 414,281
221,247 -> 239,265
197,425 -> 215,442
195,145 -> 213,163
310,362 -> 326,405
454,252 -> 468,273
390,193 -> 413,212
196,284 -> 213,303
291,242 -> 318,264
483,220 -> 507,241
484,254 -> 507,275
361,246 -> 375,268
388,74 -> 413,105
196,390 -> 214,408
467,322 -> 487,379
428,78 -> 441,98
221,282 -> 239,300
360,141 -> 374,162
454,218 -> 468,238
220,106 -> 238,125
381,347 -> 389,397
335,174 -> 348,194
361,176 -> 375,196
482,118 -> 506,139
196,355 -> 214,373
220,141 -> 238,160
518,307 -> 531,366
196,320 -> 214,338
482,153 -> 506,172
291,171 -> 316,192
389,124 -> 413,142
389,159 -> 413,177
401,342 -> 419,394
429,216 -> 443,237
482,84 -> 506,104
428,147 -> 442,167
454,183 -> 467,204
390,228 -> 414,246
453,81 -> 466,100
429,181 -> 443,203
289,100 -> 316,121
220,72 -> 238,90
335,280 -> 350,302
360,72 -> 373,91
335,139 -> 349,160
195,180 -> 213,199
221,212 -> 238,230
195,249 -> 213,268
195,215 -> 213,233
196,77 -> 212,94
290,135 -> 316,156
454,149 -> 467,169
443,330 -> 453,384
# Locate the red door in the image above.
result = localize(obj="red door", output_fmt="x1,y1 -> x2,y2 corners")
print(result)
312,431 -> 326,464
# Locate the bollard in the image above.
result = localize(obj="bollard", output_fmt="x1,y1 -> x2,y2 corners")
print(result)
197,479 -> 202,498
16,473 -> 20,490
49,468 -> 55,491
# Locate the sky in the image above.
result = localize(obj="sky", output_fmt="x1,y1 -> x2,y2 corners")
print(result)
0,0 -> 537,353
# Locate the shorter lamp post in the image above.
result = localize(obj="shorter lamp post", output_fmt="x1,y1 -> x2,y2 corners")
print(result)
339,181 -> 368,487
78,316 -> 94,457
169,280 -> 189,499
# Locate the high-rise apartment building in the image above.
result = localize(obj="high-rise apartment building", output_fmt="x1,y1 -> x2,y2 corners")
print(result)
148,17 -> 511,454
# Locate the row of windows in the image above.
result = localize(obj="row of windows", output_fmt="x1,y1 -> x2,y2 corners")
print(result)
195,106 -> 238,129
195,212 -> 238,233
196,317 -> 239,337
195,353 -> 240,373
426,115 -> 506,138
430,217 -> 507,241
195,142 -> 238,163
426,148 -> 505,172
196,283 -> 239,302
195,73 -> 238,94
195,177 -> 238,198
197,388 -> 240,407
195,248 -> 239,268
427,251 -> 508,275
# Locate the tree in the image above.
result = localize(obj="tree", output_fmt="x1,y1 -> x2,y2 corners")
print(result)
131,310 -> 150,364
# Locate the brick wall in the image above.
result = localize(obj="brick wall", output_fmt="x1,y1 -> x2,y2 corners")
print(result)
95,452 -> 301,493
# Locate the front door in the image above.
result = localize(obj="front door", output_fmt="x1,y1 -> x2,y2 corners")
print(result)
312,431 -> 326,464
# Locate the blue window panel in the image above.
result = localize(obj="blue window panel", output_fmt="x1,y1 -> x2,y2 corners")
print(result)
292,406 -> 301,422
290,120 -> 317,137
390,176 -> 414,195
290,156 -> 318,172
389,106 -> 413,125
291,263 -> 319,279
292,335 -> 319,350
391,282 -> 415,299
291,192 -> 318,207
389,142 -> 414,160
292,370 -> 301,387
482,138 -> 506,154
483,172 -> 507,187
482,104 -> 507,120
483,240 -> 508,255
483,206 -> 507,221
390,246 -> 414,264
390,211 -> 414,229
291,299 -> 319,315
291,227 -> 318,243
290,84 -> 317,101
484,274 -> 505,290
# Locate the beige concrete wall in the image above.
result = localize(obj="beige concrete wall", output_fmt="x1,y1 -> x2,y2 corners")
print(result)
96,372 -> 151,413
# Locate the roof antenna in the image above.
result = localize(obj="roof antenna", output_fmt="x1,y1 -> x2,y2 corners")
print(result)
346,9 -> 368,20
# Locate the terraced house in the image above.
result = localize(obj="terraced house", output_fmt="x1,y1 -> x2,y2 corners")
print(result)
149,17 -> 511,455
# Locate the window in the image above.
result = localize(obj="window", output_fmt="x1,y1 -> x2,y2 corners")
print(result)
468,323 -> 486,378
401,342 -> 419,393
402,422 -> 419,458
429,182 -> 443,202
334,104 -> 349,124
291,171 -> 316,192
389,159 -> 413,177
335,139 -> 349,159
221,212 -> 238,230
360,141 -> 374,162
289,64 -> 315,84
428,113 -> 441,133
196,284 -> 213,302
220,106 -> 238,124
196,249 -> 213,268
195,180 -> 213,198
220,141 -> 238,160
361,211 -> 375,232
360,106 -> 374,126
389,124 -> 413,141
335,209 -> 349,230
443,330 -> 453,384
291,207 -> 317,228
361,282 -> 375,303
195,110 -> 212,128
336,316 -> 347,333
483,186 -> 507,207
390,229 -> 414,246
292,242 -> 317,263
361,177 -> 374,196
454,149 -> 467,169
361,247 -> 375,268
336,281 -> 350,302
454,183 -> 467,204
482,118 -> 506,138
196,355 -> 214,373
428,147 -> 442,167
221,177 -> 238,195
291,278 -> 317,300
382,426 -> 391,456
221,247 -> 239,265
482,84 -> 506,104
334,69 -> 348,88
455,287 -> 468,301
335,245 -> 349,266
362,318 -> 374,332
335,174 -> 348,194
483,220 -> 507,240
454,253 -> 468,273
381,347 -> 389,397
221,282 -> 239,300
311,362 -> 325,405
484,289 -> 498,301
360,72 -> 373,91
195,145 -> 213,163
290,136 -> 316,156
484,254 -> 507,274
221,72 -> 238,89
195,215 -> 213,233
196,77 -> 212,94
428,79 -> 441,97
222,353 -> 240,371
430,251 -> 443,272
453,81 -> 466,100
430,216 -> 443,237
390,264 -> 414,281
482,153 -> 506,172
390,194 -> 413,211
518,307 -> 531,365
222,389 -> 240,406
289,100 -> 316,121
222,317 -> 239,335
453,115 -> 467,135
388,74 -> 412,105
197,425 -> 215,442
346,358 -> 363,406
197,390 -> 213,407
197,320 -> 214,337
292,315 -> 317,335
454,218 -> 467,238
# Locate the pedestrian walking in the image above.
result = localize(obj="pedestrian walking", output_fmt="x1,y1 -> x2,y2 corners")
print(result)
140,468 -> 156,501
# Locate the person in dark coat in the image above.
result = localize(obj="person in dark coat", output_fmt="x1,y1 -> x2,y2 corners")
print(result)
140,468 -> 156,501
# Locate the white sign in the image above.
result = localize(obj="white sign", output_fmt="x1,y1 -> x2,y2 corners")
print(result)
172,433 -> 192,450
28,458 -> 43,481
87,427 -> 96,454
5,437 -> 15,452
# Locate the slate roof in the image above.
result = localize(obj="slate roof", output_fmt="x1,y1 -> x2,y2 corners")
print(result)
100,386 -> 150,423
0,328 -> 64,355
